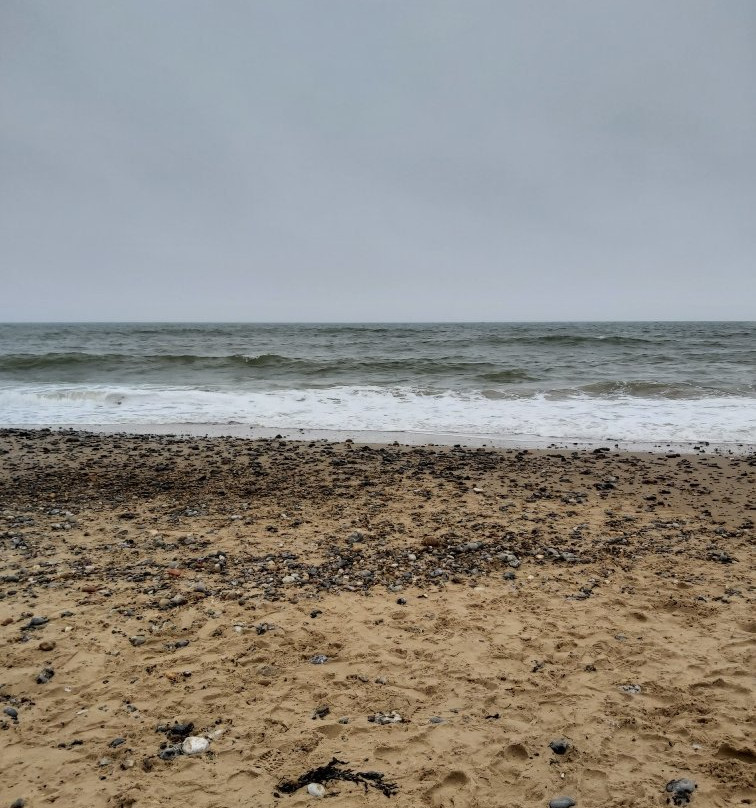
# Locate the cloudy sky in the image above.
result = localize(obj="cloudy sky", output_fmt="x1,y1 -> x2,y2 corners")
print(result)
1,1 -> 754,321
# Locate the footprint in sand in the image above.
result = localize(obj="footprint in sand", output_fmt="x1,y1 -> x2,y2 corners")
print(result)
426,770 -> 471,807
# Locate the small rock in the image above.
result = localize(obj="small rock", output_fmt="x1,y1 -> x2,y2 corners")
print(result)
36,667 -> 54,684
39,640 -> 56,652
159,745 -> 182,761
98,757 -> 112,767
369,711 -> 403,725
129,636 -> 146,647
109,737 -> 126,748
4,706 -> 19,720
307,783 -> 326,798
397,598 -> 407,605
309,654 -> 329,664
549,739 -> 570,755
10,799 -> 26,808
549,798 -> 576,808
311,705 -> 330,720
429,716 -> 444,724
27,616 -> 49,628
338,717 -> 349,724
619,684 -> 642,694
181,736 -> 210,755
666,778 -> 697,805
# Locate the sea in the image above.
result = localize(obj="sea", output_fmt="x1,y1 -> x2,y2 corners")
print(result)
0,322 -> 754,448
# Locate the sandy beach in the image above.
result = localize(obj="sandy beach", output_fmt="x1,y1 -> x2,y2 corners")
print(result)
1,428 -> 753,808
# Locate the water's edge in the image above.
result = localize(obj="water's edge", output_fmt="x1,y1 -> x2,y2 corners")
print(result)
7,422 -> 754,455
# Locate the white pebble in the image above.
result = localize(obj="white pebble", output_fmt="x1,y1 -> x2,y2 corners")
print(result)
181,736 -> 210,755
307,783 -> 326,798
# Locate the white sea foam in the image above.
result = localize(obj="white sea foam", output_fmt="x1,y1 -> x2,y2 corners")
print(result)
2,384 -> 755,444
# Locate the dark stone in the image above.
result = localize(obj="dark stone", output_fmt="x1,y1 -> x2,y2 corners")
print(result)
312,705 -> 330,719
36,667 -> 54,684
109,737 -> 126,748
174,639 -> 190,648
11,799 -> 26,808
309,654 -> 329,664
159,745 -> 182,761
396,598 -> 407,605
167,722 -> 194,740
666,778 -> 696,805
3,706 -> 19,720
549,739 -> 570,755
25,616 -> 49,629
549,798 -> 576,808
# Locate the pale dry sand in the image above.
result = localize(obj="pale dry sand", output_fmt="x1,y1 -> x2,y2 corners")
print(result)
0,429 -> 754,808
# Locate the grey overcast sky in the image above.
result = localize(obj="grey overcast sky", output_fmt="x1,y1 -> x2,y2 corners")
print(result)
1,1 -> 755,322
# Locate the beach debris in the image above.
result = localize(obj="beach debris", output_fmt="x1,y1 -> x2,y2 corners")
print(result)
36,667 -> 54,684
306,783 -> 326,798
165,721 -> 194,741
311,704 -> 330,720
309,654 -> 329,664
368,711 -> 403,725
548,797 -> 576,808
666,778 -> 697,805
158,745 -> 183,761
181,736 -> 210,755
619,684 -> 641,694
277,757 -> 398,798
255,622 -> 276,635
549,739 -> 570,755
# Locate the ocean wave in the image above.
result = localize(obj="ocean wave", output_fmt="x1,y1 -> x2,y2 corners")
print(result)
1,384 -> 754,444
0,352 -> 538,383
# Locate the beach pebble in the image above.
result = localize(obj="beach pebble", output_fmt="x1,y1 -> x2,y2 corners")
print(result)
129,635 -> 146,647
38,640 -> 56,651
181,736 -> 210,755
311,705 -> 330,719
306,783 -> 326,798
36,667 -> 54,684
666,778 -> 697,805
369,711 -> 403,725
619,684 -> 641,694
549,739 -> 570,755
4,706 -> 19,720
309,654 -> 329,664
109,737 -> 126,748
159,745 -> 183,761
429,716 -> 444,724
11,799 -> 26,807
549,798 -> 576,808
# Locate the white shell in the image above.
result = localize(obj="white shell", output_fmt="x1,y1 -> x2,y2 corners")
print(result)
182,736 -> 210,755
306,783 -> 326,798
